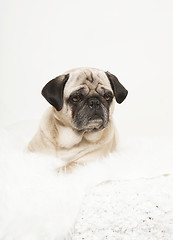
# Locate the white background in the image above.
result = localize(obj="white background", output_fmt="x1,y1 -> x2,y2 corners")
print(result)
0,0 -> 173,137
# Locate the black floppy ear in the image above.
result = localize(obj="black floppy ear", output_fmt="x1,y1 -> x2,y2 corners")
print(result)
105,71 -> 128,104
41,74 -> 69,111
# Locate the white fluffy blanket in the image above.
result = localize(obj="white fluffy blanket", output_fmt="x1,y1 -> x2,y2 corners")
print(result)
0,121 -> 173,240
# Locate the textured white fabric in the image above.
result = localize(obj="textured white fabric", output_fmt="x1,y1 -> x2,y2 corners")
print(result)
73,176 -> 173,240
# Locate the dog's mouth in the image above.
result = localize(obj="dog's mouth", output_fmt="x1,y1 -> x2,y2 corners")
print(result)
88,114 -> 103,121
73,114 -> 104,132
83,114 -> 104,131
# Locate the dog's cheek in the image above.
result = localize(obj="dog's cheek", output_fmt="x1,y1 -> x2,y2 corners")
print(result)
73,105 -> 89,130
71,106 -> 76,119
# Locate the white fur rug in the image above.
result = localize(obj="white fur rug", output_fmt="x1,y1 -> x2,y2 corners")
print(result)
0,121 -> 173,240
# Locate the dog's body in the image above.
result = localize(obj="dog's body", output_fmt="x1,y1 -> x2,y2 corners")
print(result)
28,68 -> 128,170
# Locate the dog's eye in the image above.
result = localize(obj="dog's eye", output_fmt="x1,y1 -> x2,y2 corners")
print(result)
104,94 -> 112,102
72,95 -> 81,102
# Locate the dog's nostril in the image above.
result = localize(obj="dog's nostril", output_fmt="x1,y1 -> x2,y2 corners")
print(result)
88,98 -> 100,109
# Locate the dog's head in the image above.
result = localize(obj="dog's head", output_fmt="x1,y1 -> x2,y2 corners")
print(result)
42,68 -> 128,132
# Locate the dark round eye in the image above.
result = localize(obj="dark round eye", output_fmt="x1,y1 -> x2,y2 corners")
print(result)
104,94 -> 112,102
72,95 -> 81,102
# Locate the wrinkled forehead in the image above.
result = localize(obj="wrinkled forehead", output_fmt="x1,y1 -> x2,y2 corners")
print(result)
64,69 -> 112,97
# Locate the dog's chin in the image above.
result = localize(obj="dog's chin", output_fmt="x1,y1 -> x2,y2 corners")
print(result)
73,117 -> 107,133
87,118 -> 103,130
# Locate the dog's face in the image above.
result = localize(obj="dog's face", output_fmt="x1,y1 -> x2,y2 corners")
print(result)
42,68 -> 128,132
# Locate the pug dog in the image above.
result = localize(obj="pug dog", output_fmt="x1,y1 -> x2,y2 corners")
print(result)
28,68 -> 128,171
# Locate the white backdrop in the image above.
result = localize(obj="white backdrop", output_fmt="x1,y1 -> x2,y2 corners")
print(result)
1,0 -> 173,137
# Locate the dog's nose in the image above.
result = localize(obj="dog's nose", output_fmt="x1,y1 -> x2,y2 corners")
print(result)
88,98 -> 100,109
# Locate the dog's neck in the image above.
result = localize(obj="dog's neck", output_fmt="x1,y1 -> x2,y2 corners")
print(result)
56,124 -> 104,148
39,107 -> 116,162
54,119 -> 115,162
